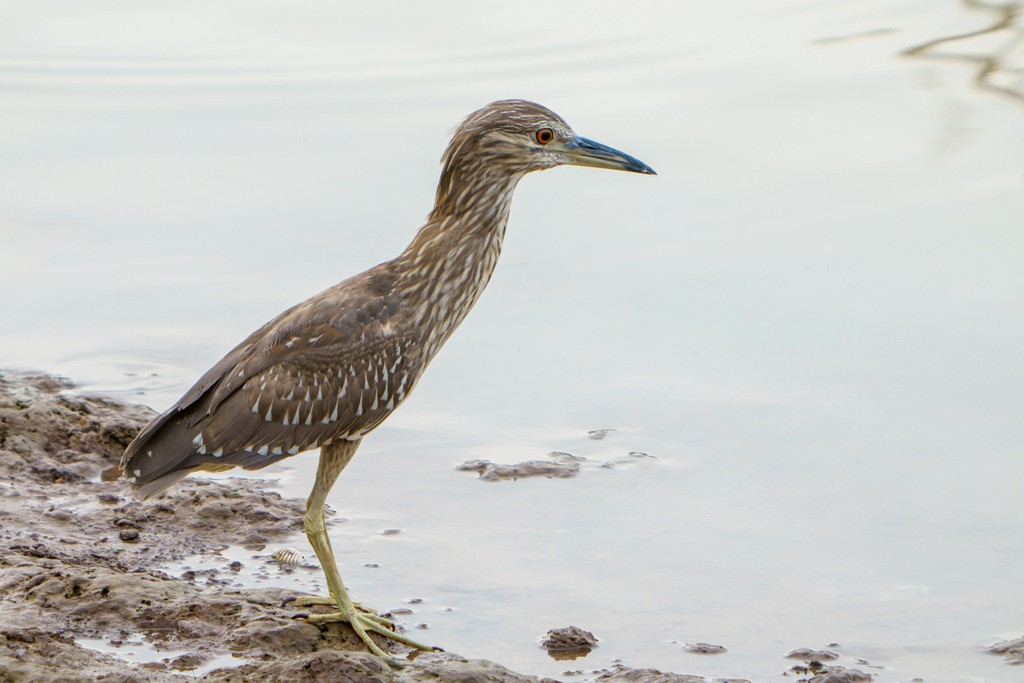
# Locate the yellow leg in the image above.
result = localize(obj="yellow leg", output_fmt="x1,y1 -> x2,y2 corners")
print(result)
297,440 -> 436,666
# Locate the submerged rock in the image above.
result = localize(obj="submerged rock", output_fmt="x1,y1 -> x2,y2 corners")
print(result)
457,452 -> 582,480
681,641 -> 727,655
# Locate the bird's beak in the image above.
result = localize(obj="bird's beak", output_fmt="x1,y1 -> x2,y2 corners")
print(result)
561,136 -> 656,175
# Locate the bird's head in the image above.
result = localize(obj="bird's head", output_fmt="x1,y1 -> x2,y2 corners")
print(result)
442,99 -> 656,178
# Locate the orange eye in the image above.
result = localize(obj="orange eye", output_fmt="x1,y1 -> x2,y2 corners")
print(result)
535,128 -> 554,145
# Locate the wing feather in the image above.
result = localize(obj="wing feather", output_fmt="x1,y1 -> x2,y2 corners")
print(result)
121,266 -> 422,497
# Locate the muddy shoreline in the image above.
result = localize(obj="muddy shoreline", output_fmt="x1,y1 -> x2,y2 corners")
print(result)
0,370 -> 1014,682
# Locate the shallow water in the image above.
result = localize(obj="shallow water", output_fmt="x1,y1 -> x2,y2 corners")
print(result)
77,636 -> 246,676
2,1 -> 1023,681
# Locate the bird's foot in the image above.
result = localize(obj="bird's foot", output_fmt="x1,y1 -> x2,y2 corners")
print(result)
297,595 -> 439,666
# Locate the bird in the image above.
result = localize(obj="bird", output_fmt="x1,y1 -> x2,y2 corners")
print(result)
120,99 -> 655,664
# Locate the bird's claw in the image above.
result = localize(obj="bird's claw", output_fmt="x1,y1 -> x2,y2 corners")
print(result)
300,598 -> 435,663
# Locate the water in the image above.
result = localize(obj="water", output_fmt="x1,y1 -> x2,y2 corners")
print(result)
77,636 -> 246,676
2,1 -> 1023,681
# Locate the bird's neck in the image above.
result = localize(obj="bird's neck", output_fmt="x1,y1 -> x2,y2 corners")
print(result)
394,166 -> 524,360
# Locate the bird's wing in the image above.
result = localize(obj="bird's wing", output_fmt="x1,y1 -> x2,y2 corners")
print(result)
122,270 -> 423,497
199,313 -> 421,456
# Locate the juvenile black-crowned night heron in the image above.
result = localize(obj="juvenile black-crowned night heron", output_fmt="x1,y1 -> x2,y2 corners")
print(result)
121,99 -> 654,663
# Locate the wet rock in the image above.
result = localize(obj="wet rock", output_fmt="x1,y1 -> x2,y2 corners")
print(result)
227,620 -> 321,655
596,663 -> 706,682
988,635 -> 1024,664
405,654 -> 559,683
542,625 -> 598,652
804,666 -> 873,683
207,650 -> 390,682
45,509 -> 74,521
787,647 -> 839,662
167,651 -> 207,670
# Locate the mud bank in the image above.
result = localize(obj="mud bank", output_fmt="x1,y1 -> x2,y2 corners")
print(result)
0,371 -> 715,683
0,371 -> 1016,682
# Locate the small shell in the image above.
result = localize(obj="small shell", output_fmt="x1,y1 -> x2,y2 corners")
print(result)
271,548 -> 305,565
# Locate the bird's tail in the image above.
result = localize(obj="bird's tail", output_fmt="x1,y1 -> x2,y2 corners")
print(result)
122,402 -> 296,498
121,409 -> 212,499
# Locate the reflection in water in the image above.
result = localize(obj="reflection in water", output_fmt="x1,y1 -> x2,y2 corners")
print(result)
546,647 -> 594,661
810,28 -> 898,45
904,0 -> 1024,106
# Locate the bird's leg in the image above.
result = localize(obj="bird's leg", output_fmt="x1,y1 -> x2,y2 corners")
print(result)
297,441 -> 436,664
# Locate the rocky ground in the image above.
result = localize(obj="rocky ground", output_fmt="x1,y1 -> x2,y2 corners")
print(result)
0,370 -> 1015,682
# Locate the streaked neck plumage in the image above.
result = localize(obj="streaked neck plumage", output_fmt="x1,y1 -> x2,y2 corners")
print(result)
394,159 -> 526,361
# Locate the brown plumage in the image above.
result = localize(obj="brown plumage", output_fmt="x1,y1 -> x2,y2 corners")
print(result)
121,99 -> 654,662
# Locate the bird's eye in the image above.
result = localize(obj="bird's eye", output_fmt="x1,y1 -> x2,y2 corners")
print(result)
535,128 -> 554,145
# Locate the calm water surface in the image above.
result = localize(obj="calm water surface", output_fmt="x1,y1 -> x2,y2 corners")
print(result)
2,2 -> 1023,681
